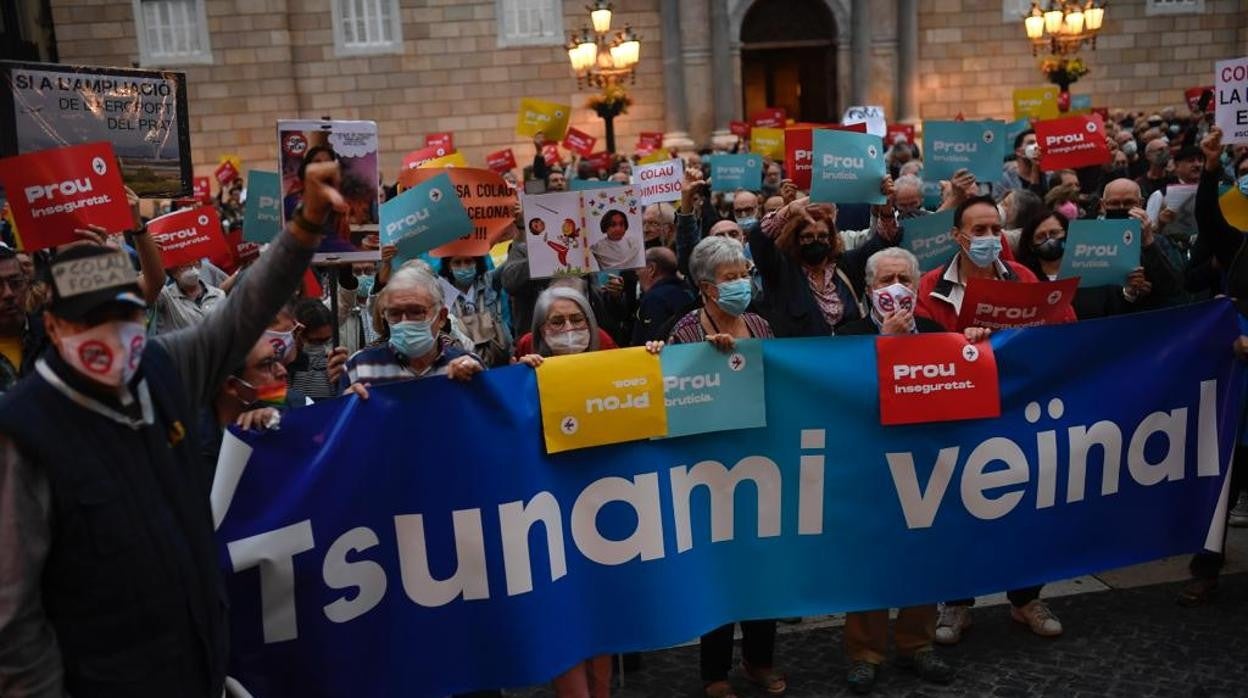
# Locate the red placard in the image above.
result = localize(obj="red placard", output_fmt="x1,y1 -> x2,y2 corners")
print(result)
886,123 -> 916,145
876,333 -> 1001,426
1185,86 -> 1213,114
402,145 -> 453,170
425,132 -> 454,150
226,228 -> 261,268
0,142 -> 133,251
785,128 -> 814,190
193,176 -> 212,205
730,120 -> 752,139
956,277 -> 1079,331
542,143 -> 561,167
486,148 -> 517,173
751,108 -> 787,128
562,127 -> 598,157
583,151 -> 613,171
146,206 -> 230,269
214,161 -> 240,186
638,131 -> 664,148
635,141 -> 657,157
1033,114 -> 1111,172
1091,107 -> 1109,121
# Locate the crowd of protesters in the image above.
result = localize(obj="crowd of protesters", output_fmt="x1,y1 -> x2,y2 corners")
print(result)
0,92 -> 1247,698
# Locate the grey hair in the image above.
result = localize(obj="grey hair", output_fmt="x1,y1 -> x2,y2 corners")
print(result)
894,174 -> 923,195
531,286 -> 601,356
646,202 -> 676,225
865,248 -> 921,287
379,265 -> 444,312
899,161 -> 922,178
689,235 -> 748,286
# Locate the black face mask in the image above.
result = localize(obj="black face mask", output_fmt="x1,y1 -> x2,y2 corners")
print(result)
1104,208 -> 1131,220
799,241 -> 831,266
644,236 -> 665,249
1106,168 -> 1128,181
1034,237 -> 1065,262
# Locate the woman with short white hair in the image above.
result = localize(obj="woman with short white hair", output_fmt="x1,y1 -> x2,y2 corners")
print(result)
669,236 -> 773,351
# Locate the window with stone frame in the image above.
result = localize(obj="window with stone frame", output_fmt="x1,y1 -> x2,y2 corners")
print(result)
332,0 -> 404,56
496,0 -> 564,48
1145,0 -> 1205,14
132,0 -> 213,66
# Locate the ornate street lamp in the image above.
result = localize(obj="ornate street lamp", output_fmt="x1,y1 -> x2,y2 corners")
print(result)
1022,1 -> 1107,112
566,1 -> 643,153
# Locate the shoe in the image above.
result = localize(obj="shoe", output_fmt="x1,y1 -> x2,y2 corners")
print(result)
1010,599 -> 1063,637
846,661 -> 877,695
896,649 -> 955,685
1230,491 -> 1248,527
934,604 -> 972,645
1177,577 -> 1219,607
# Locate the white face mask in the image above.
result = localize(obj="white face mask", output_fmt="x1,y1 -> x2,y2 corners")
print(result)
58,320 -> 147,387
1023,143 -> 1040,161
264,329 -> 297,363
177,267 -> 201,288
545,328 -> 590,355
870,282 -> 916,319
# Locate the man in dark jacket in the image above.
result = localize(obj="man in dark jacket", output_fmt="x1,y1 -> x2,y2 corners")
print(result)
0,162 -> 343,697
632,246 -> 694,344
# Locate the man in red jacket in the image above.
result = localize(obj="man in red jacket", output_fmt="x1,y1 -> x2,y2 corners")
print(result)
916,195 -> 1075,331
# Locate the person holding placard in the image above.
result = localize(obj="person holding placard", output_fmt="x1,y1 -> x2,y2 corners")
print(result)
0,161 -> 344,697
752,179 -> 899,337
153,261 -> 227,335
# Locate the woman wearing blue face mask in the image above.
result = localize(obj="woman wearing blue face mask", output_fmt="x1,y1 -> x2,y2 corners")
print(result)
340,266 -> 484,400
437,256 -> 513,367
668,236 -> 773,352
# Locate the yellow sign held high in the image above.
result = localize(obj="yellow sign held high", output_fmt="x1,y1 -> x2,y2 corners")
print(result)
419,151 -> 468,169
536,347 -> 667,453
749,127 -> 785,160
516,98 -> 571,141
1013,86 -> 1059,121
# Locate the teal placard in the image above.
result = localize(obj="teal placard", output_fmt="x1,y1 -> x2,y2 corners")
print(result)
709,154 -> 763,193
242,170 -> 282,243
1004,117 -> 1032,151
570,178 -> 620,191
1057,219 -> 1141,288
923,120 -> 1006,183
810,129 -> 886,205
1071,94 -> 1093,112
379,172 -> 474,259
659,339 -> 766,439
901,209 -> 958,273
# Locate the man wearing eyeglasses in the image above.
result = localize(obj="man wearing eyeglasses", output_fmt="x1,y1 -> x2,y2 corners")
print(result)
0,162 -> 344,697
0,246 -> 38,391
340,265 -> 485,400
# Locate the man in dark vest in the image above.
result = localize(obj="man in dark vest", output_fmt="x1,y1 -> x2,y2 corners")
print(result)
0,162 -> 345,697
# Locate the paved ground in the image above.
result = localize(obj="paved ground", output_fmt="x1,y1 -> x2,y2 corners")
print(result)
507,526 -> 1248,697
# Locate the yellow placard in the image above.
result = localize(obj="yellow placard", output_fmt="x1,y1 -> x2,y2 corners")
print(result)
638,150 -> 669,165
516,97 -> 571,140
1013,86 -> 1059,121
750,127 -> 785,160
419,151 -> 468,169
536,347 -> 667,453
1221,186 -> 1248,231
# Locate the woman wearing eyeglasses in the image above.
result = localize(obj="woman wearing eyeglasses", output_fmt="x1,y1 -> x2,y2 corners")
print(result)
749,185 -> 900,337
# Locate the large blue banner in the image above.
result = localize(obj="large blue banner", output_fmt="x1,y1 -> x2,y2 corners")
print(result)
213,301 -> 1243,698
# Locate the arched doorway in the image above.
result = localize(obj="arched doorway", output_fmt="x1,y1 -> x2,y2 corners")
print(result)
739,0 -> 838,124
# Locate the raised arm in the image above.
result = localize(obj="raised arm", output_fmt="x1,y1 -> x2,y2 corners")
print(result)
1195,127 -> 1242,270
152,162 -> 342,409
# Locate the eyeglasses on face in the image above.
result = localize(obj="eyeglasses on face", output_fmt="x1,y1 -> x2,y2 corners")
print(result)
546,313 -> 587,330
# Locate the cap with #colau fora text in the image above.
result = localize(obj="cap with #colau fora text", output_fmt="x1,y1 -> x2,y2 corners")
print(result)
48,244 -> 146,322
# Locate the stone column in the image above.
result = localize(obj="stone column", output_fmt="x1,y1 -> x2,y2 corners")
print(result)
850,0 -> 870,107
659,0 -> 694,151
710,0 -> 736,148
896,0 -> 919,123
680,0 -> 713,145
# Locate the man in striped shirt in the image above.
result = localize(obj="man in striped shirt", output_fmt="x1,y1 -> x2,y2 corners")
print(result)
340,266 -> 484,399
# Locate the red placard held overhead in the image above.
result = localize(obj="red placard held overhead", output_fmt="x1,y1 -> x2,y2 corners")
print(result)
730,120 -> 752,139
956,277 -> 1079,331
562,127 -> 597,157
402,145 -> 453,170
214,161 -> 240,186
1185,86 -> 1213,113
785,128 -> 814,190
886,123 -> 916,145
192,176 -> 213,205
1033,114 -> 1111,171
541,143 -> 562,167
876,333 -> 1001,426
638,132 -> 664,149
146,206 -> 230,269
751,108 -> 787,128
425,132 -> 454,150
486,148 -> 517,173
0,142 -> 133,251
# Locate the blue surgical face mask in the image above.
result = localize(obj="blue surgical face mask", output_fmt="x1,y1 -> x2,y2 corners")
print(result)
735,216 -> 758,230
389,319 -> 437,358
452,267 -> 477,286
1238,174 -> 1248,198
356,274 -> 375,299
966,235 -> 1002,268
713,278 -> 752,316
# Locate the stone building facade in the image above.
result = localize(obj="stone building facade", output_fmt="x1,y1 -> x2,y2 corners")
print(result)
29,0 -> 1248,184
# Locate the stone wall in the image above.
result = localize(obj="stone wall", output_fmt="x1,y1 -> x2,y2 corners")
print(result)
915,0 -> 1248,121
49,0 -> 666,185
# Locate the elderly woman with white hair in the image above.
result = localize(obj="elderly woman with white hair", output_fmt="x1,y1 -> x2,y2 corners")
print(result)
669,236 -> 773,352
340,265 -> 484,398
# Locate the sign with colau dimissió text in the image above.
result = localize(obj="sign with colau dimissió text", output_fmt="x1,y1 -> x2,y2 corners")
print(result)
631,158 -> 684,206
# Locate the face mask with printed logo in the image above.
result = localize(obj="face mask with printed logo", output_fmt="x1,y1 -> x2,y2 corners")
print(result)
58,320 -> 147,388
